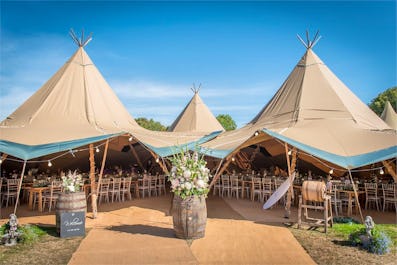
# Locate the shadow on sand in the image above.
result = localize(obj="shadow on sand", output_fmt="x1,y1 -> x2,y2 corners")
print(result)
107,224 -> 176,238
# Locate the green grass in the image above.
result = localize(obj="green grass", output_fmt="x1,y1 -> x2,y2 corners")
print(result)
331,223 -> 397,247
0,224 -> 50,244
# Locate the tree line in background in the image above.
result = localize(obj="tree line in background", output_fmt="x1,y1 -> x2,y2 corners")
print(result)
136,114 -> 237,132
136,86 -> 396,131
368,86 -> 396,115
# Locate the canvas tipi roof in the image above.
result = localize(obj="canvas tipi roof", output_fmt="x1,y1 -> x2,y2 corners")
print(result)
0,36 -> 219,160
168,90 -> 224,133
380,101 -> 397,130
201,40 -> 396,169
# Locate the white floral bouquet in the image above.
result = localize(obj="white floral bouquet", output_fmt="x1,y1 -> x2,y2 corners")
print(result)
61,170 -> 83,193
169,149 -> 211,199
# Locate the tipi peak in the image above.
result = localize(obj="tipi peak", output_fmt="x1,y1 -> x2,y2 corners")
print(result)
191,83 -> 201,94
297,30 -> 321,50
69,28 -> 92,48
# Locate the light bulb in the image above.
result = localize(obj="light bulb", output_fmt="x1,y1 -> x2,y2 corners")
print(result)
254,131 -> 259,136
48,161 -> 52,167
128,136 -> 133,142
288,150 -> 292,156
380,168 -> 384,175
231,157 -> 235,162
0,158 -> 2,164
96,147 -> 100,153
329,169 -> 334,174
155,157 -> 160,163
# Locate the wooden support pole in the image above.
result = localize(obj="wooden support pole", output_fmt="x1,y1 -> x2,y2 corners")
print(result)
146,148 -> 169,175
89,144 -> 98,219
284,144 -> 297,218
13,161 -> 27,215
382,160 -> 397,182
348,169 -> 364,224
97,139 -> 109,195
1,153 -> 8,162
129,144 -> 145,172
209,157 -> 232,189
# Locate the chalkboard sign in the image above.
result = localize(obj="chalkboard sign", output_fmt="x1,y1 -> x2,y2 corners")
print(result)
59,211 -> 85,238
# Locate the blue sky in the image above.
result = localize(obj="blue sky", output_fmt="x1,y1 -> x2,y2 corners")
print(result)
1,1 -> 396,128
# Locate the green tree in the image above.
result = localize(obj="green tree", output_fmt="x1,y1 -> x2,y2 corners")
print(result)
216,114 -> 237,131
135,117 -> 167,131
369,87 -> 397,116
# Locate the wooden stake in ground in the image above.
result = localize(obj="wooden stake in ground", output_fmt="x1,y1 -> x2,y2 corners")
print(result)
89,144 -> 98,219
347,169 -> 364,224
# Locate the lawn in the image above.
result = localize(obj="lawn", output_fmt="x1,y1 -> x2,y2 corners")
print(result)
0,225 -> 85,265
289,222 -> 397,265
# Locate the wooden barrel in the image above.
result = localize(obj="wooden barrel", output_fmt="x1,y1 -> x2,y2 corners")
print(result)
56,192 -> 87,234
301,181 -> 326,202
172,195 -> 207,239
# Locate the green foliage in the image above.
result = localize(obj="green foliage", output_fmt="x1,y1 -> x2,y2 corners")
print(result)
368,228 -> 392,255
368,87 -> 397,116
216,114 -> 237,131
18,225 -> 47,244
135,117 -> 167,131
333,216 -> 360,224
337,224 -> 395,255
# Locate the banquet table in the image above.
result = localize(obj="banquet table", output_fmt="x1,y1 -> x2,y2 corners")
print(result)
25,186 -> 50,212
338,190 -> 365,217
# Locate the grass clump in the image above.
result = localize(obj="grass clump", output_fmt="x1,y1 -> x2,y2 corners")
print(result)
0,223 -> 48,245
331,222 -> 395,255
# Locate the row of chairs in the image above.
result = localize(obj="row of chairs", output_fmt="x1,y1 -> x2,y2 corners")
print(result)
137,175 -> 166,198
213,176 -> 278,203
1,178 -> 20,208
98,177 -> 133,204
329,183 -> 397,216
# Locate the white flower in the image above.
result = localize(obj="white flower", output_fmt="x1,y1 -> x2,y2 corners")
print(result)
196,179 -> 205,188
185,182 -> 192,190
183,170 -> 191,179
68,185 -> 75,192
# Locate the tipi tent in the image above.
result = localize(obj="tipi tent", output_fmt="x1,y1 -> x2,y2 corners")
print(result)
168,89 -> 224,133
200,38 -> 396,171
381,101 -> 397,130
0,34 -> 219,161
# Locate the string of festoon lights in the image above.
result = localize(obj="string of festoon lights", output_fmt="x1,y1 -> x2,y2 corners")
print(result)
226,133 -> 393,176
0,140 -> 111,167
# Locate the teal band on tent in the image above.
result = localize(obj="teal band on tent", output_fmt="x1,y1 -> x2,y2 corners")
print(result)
0,133 -> 122,160
144,130 -> 223,157
262,129 -> 397,169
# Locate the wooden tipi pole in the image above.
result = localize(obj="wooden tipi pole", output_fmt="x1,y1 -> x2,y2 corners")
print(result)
129,144 -> 145,172
13,161 -> 27,215
89,144 -> 98,219
382,160 -> 397,182
284,144 -> 297,218
96,139 -> 109,195
348,169 -> 364,224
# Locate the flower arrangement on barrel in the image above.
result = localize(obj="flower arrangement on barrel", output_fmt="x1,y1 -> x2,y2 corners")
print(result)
61,170 -> 83,193
56,170 -> 87,238
168,148 -> 211,239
